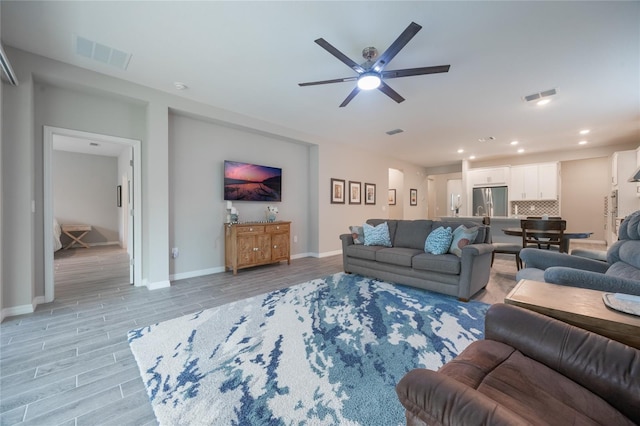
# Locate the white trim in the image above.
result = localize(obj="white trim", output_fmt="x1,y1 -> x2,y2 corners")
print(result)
44,126 -> 143,304
317,249 -> 342,258
170,266 -> 225,281
147,280 -> 171,290
2,304 -> 34,318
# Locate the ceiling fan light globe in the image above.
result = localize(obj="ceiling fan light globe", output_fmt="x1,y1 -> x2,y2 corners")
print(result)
357,73 -> 381,90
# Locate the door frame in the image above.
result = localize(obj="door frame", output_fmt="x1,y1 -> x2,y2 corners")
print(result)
43,126 -> 143,303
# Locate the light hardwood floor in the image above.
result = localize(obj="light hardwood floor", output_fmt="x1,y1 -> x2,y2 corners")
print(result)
0,242 -> 601,425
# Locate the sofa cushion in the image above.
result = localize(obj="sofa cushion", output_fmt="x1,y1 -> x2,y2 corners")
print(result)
376,247 -> 423,267
345,244 -> 385,261
449,225 -> 479,257
413,252 -> 461,275
433,220 -> 488,244
367,219 -> 398,244
363,222 -> 392,247
606,261 -> 640,281
425,226 -> 453,254
349,225 -> 364,245
394,220 -> 432,249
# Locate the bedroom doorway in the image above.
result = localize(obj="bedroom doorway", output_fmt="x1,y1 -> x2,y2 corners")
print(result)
43,126 -> 142,303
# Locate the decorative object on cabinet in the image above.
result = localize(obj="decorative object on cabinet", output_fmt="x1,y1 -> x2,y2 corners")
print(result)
364,183 -> 376,205
388,189 -> 396,205
410,188 -> 417,206
330,178 -> 345,204
224,221 -> 291,275
348,181 -> 361,204
266,205 -> 278,222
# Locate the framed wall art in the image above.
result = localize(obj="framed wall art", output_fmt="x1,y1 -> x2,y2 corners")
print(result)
349,181 -> 361,204
410,188 -> 417,206
364,183 -> 376,205
388,189 -> 396,205
330,178 -> 345,204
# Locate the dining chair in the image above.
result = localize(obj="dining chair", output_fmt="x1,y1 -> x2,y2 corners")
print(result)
525,216 -> 562,248
520,219 -> 566,251
487,216 -> 523,270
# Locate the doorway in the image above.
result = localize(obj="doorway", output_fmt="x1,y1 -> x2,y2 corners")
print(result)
43,126 -> 142,303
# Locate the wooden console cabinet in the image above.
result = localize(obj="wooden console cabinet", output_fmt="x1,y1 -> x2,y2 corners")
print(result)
224,221 -> 291,275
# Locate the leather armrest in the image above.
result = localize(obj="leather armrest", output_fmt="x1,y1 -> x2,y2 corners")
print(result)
544,267 -> 640,296
519,248 -> 610,273
396,368 -> 526,426
485,304 -> 640,423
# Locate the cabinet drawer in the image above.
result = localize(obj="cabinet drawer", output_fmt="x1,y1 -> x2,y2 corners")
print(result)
266,224 -> 289,233
236,225 -> 265,234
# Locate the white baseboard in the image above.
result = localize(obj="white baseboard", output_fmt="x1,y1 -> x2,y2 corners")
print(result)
170,266 -> 225,281
2,303 -> 35,318
147,280 -> 171,290
318,249 -> 342,258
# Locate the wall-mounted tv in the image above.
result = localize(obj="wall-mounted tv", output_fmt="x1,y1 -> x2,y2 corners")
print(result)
224,160 -> 282,201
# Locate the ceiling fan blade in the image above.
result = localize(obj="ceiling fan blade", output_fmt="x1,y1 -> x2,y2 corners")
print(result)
339,86 -> 361,107
314,38 -> 365,74
371,22 -> 422,72
377,82 -> 405,104
298,76 -> 358,87
382,65 -> 450,79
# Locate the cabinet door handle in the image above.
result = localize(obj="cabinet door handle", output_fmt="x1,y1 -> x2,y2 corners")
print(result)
276,226 -> 280,230
249,228 -> 253,231
273,245 -> 277,249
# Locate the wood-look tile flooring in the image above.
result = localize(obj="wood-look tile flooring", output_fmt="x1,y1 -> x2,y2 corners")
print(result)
0,242 -> 604,425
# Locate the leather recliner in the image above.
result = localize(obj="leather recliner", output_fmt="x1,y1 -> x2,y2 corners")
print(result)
395,303 -> 640,425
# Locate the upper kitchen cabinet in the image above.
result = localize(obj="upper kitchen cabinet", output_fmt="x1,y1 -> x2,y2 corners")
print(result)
467,167 -> 509,187
510,162 -> 559,201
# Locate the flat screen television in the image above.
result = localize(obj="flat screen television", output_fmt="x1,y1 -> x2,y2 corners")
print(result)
224,160 -> 282,201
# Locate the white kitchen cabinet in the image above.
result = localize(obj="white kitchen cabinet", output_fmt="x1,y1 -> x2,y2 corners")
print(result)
467,167 -> 509,187
510,163 -> 558,200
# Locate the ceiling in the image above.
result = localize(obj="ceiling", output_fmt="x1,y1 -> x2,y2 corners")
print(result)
2,1 -> 639,168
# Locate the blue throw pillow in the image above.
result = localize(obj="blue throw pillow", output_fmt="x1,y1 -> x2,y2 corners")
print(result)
425,226 -> 453,254
363,222 -> 392,247
349,225 -> 365,245
449,225 -> 479,257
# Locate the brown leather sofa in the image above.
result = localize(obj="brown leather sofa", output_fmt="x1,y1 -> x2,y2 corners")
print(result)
396,303 -> 640,425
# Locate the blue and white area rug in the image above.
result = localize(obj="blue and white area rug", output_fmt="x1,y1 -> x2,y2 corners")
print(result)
128,273 -> 489,425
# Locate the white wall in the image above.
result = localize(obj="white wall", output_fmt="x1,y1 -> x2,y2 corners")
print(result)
168,112 -> 311,277
52,150 -> 119,245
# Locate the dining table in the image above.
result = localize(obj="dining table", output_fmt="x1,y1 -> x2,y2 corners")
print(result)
501,227 -> 593,253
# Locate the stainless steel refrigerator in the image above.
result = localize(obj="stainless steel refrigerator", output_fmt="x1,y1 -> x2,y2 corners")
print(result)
472,186 -> 508,217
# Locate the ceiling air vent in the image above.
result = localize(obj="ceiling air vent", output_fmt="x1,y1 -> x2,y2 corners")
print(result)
386,128 -> 404,136
74,35 -> 131,70
523,88 -> 557,104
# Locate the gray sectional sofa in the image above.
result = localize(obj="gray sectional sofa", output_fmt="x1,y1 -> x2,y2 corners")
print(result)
339,218 -> 494,301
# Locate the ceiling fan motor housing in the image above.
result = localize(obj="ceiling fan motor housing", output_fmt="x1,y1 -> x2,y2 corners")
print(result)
362,46 -> 378,61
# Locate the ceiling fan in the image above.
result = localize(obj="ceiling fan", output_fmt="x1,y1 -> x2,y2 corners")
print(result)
299,22 -> 450,107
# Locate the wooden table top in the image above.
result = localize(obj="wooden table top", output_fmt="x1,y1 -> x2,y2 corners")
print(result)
505,279 -> 640,349
502,227 -> 593,239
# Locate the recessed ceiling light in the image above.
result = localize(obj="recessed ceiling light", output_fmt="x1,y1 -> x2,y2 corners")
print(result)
457,149 -> 464,154
536,99 -> 551,106
579,129 -> 590,135
517,148 -> 525,153
174,82 -> 188,90
578,140 -> 588,145
469,155 -> 476,160
510,140 -> 519,145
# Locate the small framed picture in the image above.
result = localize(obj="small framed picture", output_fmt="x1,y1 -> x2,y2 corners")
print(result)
410,188 -> 417,206
330,178 -> 346,204
349,181 -> 361,204
364,183 -> 376,205
388,189 -> 396,205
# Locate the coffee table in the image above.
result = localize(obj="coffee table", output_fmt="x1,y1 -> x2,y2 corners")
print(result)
505,279 -> 640,349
